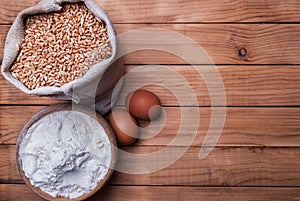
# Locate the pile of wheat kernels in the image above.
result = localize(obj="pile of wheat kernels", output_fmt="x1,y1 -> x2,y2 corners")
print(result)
10,3 -> 112,90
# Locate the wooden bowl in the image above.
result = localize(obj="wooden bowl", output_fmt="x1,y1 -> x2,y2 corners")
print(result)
16,103 -> 117,201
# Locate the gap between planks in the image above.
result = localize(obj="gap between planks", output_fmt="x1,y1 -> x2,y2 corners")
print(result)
1,184 -> 300,201
0,0 -> 300,24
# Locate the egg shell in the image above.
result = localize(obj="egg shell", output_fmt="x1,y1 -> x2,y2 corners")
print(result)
108,109 -> 139,145
126,89 -> 161,120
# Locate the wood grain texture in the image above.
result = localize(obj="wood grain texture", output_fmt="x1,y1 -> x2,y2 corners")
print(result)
0,0 -> 300,24
100,146 -> 300,186
1,24 -> 300,65
0,145 -> 17,183
136,107 -> 300,147
0,106 -> 43,145
0,75 -> 64,104
1,184 -> 300,201
2,65 -> 300,106
1,106 -> 300,147
1,0 -> 300,199
120,65 -> 300,106
115,24 -> 300,65
2,145 -> 300,186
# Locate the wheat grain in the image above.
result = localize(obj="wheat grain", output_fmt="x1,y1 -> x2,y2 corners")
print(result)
10,2 -> 112,90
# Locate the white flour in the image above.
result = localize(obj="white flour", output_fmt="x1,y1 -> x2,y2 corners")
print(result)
18,110 -> 112,199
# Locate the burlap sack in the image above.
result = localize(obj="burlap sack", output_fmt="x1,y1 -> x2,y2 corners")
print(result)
1,0 -> 122,114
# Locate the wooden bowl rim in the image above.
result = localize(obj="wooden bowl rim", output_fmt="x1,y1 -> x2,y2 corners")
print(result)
16,103 -> 117,201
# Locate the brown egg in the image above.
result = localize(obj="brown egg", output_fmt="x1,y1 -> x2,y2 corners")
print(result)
126,89 -> 161,120
108,109 -> 139,145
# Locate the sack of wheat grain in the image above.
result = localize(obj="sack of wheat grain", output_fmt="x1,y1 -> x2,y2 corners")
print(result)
1,0 -> 122,114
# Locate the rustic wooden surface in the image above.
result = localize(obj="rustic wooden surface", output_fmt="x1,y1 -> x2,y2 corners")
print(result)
1,0 -> 300,200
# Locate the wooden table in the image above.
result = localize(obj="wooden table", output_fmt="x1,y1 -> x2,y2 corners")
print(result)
1,0 -> 300,200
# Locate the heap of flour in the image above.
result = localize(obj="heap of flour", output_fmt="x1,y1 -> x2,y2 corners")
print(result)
18,110 -> 112,199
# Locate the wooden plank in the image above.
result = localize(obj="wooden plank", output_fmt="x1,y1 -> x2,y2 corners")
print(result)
2,145 -> 300,186
120,65 -> 300,106
1,106 -> 300,147
0,145 -> 18,183
0,0 -> 300,24
0,75 -> 64,105
115,24 -> 300,65
1,24 -> 300,65
2,65 -> 300,106
0,25 -> 8,62
137,107 -> 300,147
100,146 -> 300,186
0,106 -> 43,144
1,184 -> 300,201
0,184 -> 44,201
